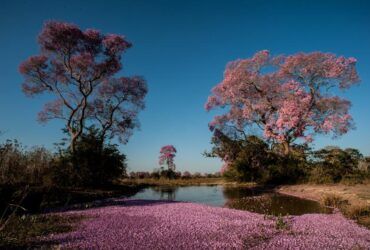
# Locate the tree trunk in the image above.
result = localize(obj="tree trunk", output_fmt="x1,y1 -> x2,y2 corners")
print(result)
70,134 -> 78,153
282,141 -> 290,155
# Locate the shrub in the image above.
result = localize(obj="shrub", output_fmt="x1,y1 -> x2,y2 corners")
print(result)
160,169 -> 177,179
310,147 -> 364,183
136,172 -> 150,179
321,194 -> 348,208
261,154 -> 308,185
275,213 -> 289,230
207,130 -> 310,184
52,128 -> 127,187
0,140 -> 53,186
150,170 -> 161,179
308,166 -> 334,184
341,172 -> 368,185
230,136 -> 272,182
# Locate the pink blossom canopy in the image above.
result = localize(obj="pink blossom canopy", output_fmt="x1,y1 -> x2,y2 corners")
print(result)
205,50 -> 359,145
19,21 -> 147,146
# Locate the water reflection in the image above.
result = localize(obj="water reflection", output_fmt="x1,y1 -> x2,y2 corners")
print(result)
130,185 -> 332,215
151,186 -> 178,200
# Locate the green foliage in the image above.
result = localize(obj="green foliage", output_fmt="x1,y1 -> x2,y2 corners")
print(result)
159,169 -> 177,179
206,128 -> 369,185
0,129 -> 127,188
230,136 -> 273,182
52,128 -> 127,187
261,157 -> 307,185
310,147 -> 365,184
207,131 -> 274,182
275,213 -> 288,230
207,130 -> 309,184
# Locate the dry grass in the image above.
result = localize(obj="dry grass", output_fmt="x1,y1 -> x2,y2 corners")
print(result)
344,204 -> 370,220
321,194 -> 349,208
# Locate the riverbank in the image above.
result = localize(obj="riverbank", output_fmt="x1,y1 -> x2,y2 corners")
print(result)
0,184 -> 148,248
2,182 -> 370,248
42,199 -> 370,249
119,177 -> 256,187
277,184 -> 370,228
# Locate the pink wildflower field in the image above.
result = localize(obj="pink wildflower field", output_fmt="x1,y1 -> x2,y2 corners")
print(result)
45,199 -> 370,249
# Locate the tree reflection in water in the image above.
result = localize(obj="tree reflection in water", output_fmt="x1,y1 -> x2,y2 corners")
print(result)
152,186 -> 178,200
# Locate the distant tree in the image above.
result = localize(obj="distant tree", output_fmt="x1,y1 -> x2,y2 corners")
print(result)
150,169 -> 161,179
129,171 -> 137,179
193,172 -> 202,178
182,171 -> 191,179
213,172 -> 221,178
205,50 -> 359,155
19,21 -> 147,152
159,145 -> 177,171
174,171 -> 182,179
136,172 -> 150,179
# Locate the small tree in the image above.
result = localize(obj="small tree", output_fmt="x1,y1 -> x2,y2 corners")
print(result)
205,50 -> 359,155
159,145 -> 177,171
20,21 -> 147,152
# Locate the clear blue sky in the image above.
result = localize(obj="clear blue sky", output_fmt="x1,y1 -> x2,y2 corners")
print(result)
0,0 -> 369,173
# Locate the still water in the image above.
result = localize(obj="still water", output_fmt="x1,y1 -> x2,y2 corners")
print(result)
129,185 -> 332,215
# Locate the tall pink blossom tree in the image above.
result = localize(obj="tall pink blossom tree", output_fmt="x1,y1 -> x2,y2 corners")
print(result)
19,21 -> 147,151
159,145 -> 177,171
90,76 -> 147,143
205,50 -> 359,155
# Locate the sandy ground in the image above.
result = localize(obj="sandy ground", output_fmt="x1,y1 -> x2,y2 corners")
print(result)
277,184 -> 370,206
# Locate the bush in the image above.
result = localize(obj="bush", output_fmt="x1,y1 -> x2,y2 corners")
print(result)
206,126 -> 370,185
310,147 -> 366,184
231,136 -> 272,182
159,169 -> 177,179
52,128 -> 127,187
0,140 -> 53,186
207,128 -> 313,184
150,170 -> 161,179
321,194 -> 348,208
308,166 -> 334,184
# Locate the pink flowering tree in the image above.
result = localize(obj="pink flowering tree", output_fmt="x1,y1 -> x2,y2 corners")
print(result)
159,145 -> 177,171
205,50 -> 359,155
19,21 -> 147,151
91,76 -> 147,143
